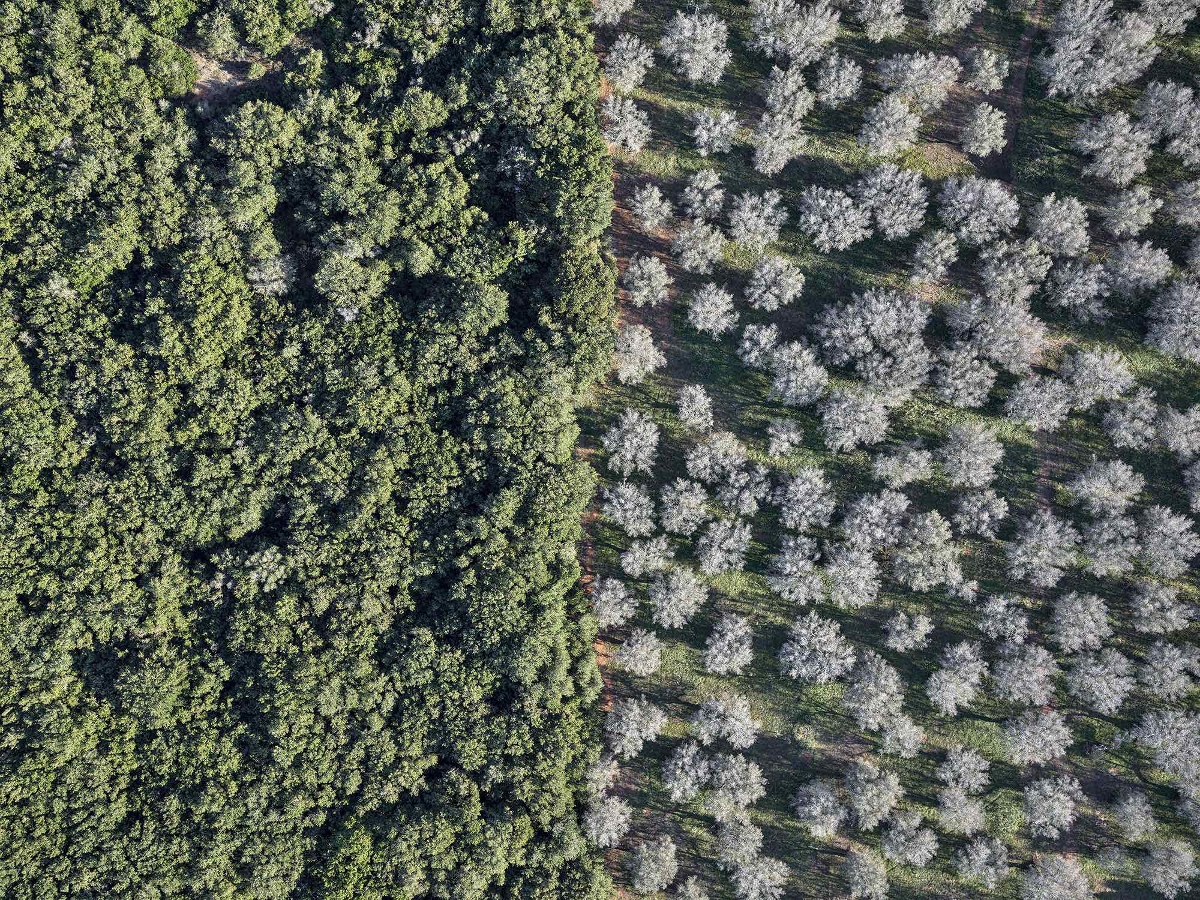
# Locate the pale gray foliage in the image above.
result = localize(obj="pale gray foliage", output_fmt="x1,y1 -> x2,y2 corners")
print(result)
1008,510 -> 1080,588
687,431 -> 749,484
1158,404 -> 1200,461
593,577 -> 636,629
923,0 -> 985,32
719,466 -> 771,518
605,33 -> 654,93
1030,193 -> 1090,256
794,778 -> 848,838
632,182 -> 674,232
1107,240 -> 1173,298
820,389 -> 890,452
650,567 -> 707,629
817,50 -> 863,108
603,94 -> 651,153
993,642 -> 1060,706
843,848 -> 888,900
1038,0 -> 1158,101
661,479 -> 710,537
678,384 -> 714,432
616,628 -> 663,677
1004,708 -> 1071,765
953,489 -> 1009,538
660,10 -> 732,83
966,48 -> 1009,92
858,95 -> 921,157
749,0 -> 841,65
853,164 -> 928,239
893,510 -> 961,592
1105,387 -> 1159,450
882,810 -> 937,866
813,288 -> 932,394
1147,280 -> 1200,366
1074,112 -> 1153,186
938,177 -> 1020,245
733,855 -> 789,900
663,741 -> 711,802
963,103 -> 1007,156
978,593 -> 1030,645
1113,789 -> 1157,842
1046,260 -> 1111,322
955,837 -> 1009,889
1068,459 -> 1143,516
754,111 -> 807,175
583,794 -> 632,848
1139,640 -> 1195,700
768,418 -> 805,456
841,489 -> 910,549
694,693 -> 760,749
767,536 -> 824,604
1143,840 -> 1198,898
1051,591 -> 1112,652
775,466 -> 836,530
797,186 -> 872,252
632,835 -> 678,894
843,650 -> 905,732
825,544 -> 882,609
1006,374 -> 1072,432
927,640 -> 987,715
885,611 -> 933,652
1102,185 -> 1161,237
881,715 -> 925,759
692,108 -> 740,156
780,611 -> 855,682
857,0 -> 905,40
1169,181 -> 1200,227
1133,709 -> 1200,786
729,190 -> 787,252
910,229 -> 958,283
707,753 -> 766,822
604,481 -> 657,537
745,254 -> 805,311
615,323 -> 666,385
948,295 -> 1047,374
939,745 -> 990,793
623,254 -> 672,307
1025,774 -> 1084,839
1139,505 -> 1200,577
1082,516 -> 1139,576
683,169 -> 725,220
934,344 -> 997,407
674,220 -> 726,274
1021,854 -> 1092,900
594,0 -> 634,27
738,323 -> 780,370
621,535 -> 673,578
704,614 -> 755,675
716,818 -> 762,871
1067,648 -> 1134,715
688,283 -> 738,338
1136,80 -> 1196,139
770,341 -> 830,406
878,53 -> 962,111
604,408 -> 660,477
846,759 -> 904,831
1062,348 -> 1134,410
938,787 -> 986,835
585,753 -> 619,797
1132,582 -> 1194,634
1188,461 -> 1200,514
978,240 -> 1051,303
607,696 -> 667,758
698,518 -> 752,575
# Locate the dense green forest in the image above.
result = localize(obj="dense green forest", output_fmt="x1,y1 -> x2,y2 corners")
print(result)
0,0 -> 615,896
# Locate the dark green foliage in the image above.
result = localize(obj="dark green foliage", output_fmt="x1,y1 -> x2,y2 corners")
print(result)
0,0 -> 614,896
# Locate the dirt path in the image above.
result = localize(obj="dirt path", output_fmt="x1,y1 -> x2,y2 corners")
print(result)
989,0 -> 1047,181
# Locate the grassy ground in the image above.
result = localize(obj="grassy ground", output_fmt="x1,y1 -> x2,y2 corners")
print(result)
582,0 -> 1200,897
